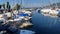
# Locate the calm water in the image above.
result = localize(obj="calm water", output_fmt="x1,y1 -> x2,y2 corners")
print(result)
31,12 -> 60,34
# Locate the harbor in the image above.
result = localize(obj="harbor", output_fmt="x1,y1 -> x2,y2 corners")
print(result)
0,0 -> 60,34
0,0 -> 35,34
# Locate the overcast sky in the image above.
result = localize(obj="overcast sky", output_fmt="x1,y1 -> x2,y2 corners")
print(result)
0,0 -> 60,8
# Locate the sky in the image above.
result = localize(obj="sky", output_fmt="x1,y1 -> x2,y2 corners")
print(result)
0,0 -> 60,8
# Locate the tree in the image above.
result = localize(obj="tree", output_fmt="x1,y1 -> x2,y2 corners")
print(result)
14,4 -> 20,10
0,5 -> 2,9
6,2 -> 11,12
6,2 -> 11,9
2,4 -> 5,9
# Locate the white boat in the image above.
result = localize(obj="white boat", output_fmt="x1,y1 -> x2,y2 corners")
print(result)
0,14 -> 3,18
7,16 -> 25,22
5,12 -> 12,18
0,18 -> 4,23
20,21 -> 33,28
40,9 -> 51,16
41,8 -> 60,17
0,11 -> 12,20
24,11 -> 32,16
49,10 -> 58,16
20,9 -> 32,16
24,17 -> 32,21
41,9 -> 51,14
20,30 -> 35,34
14,16 -> 24,21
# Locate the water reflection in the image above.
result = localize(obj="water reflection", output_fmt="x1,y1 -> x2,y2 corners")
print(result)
32,12 -> 60,34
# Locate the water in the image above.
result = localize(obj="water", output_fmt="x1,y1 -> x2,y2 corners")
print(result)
1,11 -> 60,34
31,12 -> 60,34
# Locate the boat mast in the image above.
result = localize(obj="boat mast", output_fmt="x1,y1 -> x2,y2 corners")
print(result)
48,0 -> 51,9
55,1 -> 58,9
3,0 -> 11,24
21,0 -> 24,9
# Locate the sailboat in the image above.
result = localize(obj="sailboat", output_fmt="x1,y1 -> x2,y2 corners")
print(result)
14,0 -> 32,21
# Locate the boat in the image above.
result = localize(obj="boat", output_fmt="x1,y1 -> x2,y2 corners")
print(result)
17,13 -> 32,21
20,21 -> 33,28
0,0 -> 33,34
57,10 -> 60,17
7,15 -> 24,22
20,30 -> 35,34
0,18 -> 4,23
19,9 -> 32,16
39,7 -> 60,17
41,9 -> 51,14
24,11 -> 32,16
49,10 -> 58,16
37,8 -> 41,13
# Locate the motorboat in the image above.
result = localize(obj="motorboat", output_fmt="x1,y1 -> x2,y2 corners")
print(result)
17,13 -> 32,21
56,10 -> 60,17
5,12 -> 12,18
20,21 -> 33,28
7,10 -> 32,22
40,8 -> 60,17
20,30 -> 35,34
24,11 -> 32,16
41,9 -> 51,14
8,14 -> 25,22
24,16 -> 32,21
36,8 -> 41,13
49,10 -> 58,16
0,18 -> 4,23
19,9 -> 32,16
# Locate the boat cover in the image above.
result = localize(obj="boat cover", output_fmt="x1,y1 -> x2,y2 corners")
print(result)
14,13 -> 29,19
